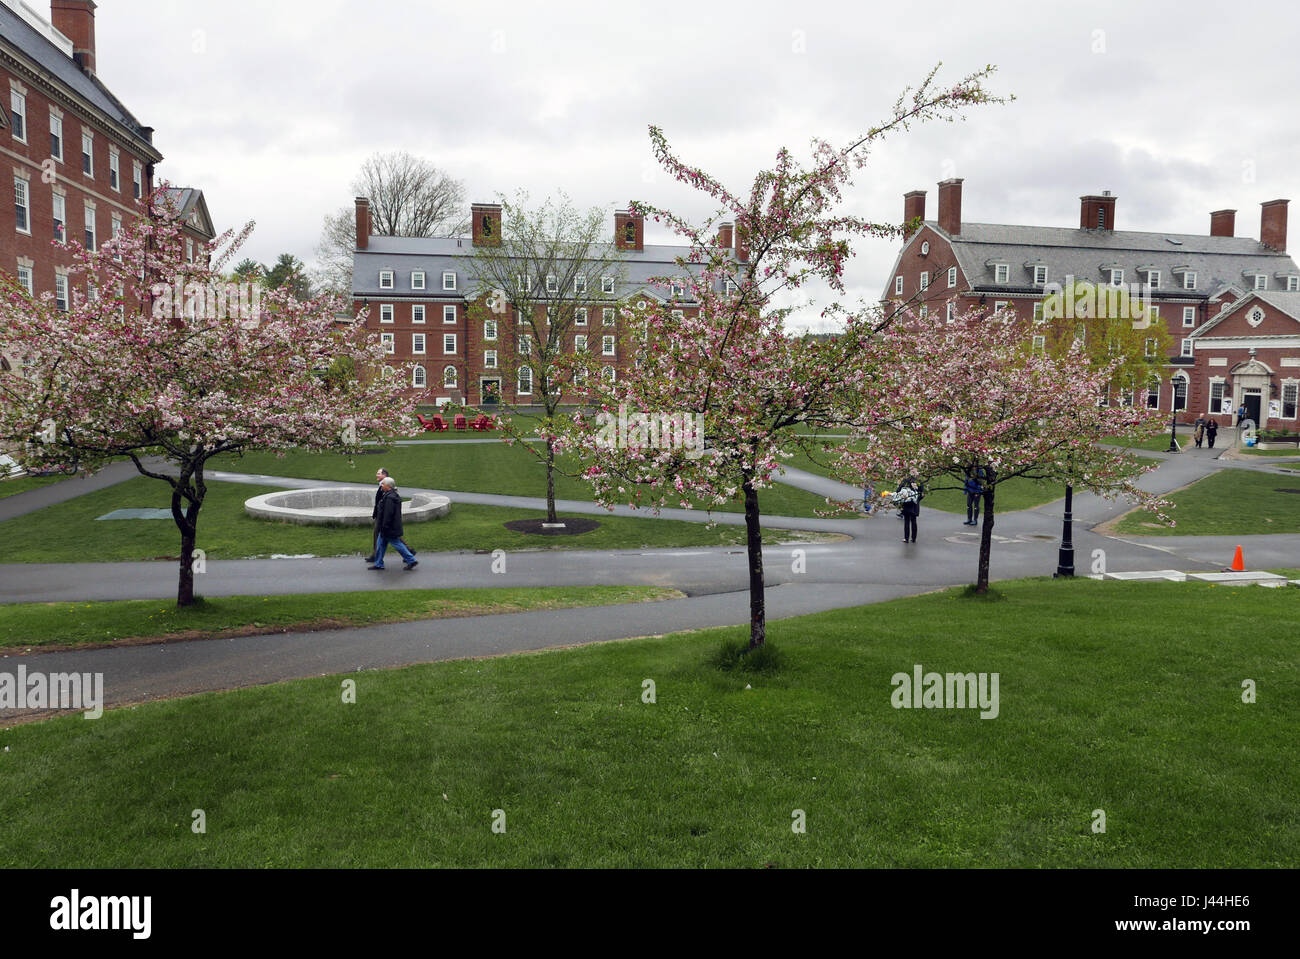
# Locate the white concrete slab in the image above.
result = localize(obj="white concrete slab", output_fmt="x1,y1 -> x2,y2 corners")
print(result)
1188,571 -> 1287,584
1104,570 -> 1188,581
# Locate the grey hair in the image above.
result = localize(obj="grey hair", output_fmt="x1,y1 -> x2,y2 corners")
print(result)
380,477 -> 396,488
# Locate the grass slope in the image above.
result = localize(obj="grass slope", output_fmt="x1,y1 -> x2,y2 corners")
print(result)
2,578 -> 1295,868
1115,470 -> 1300,536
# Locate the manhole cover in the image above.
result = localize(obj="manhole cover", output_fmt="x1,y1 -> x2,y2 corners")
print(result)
1275,489 -> 1300,494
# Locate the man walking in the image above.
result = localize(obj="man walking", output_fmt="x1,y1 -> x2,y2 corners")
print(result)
1206,419 -> 1219,448
963,467 -> 984,526
365,468 -> 415,564
369,477 -> 418,571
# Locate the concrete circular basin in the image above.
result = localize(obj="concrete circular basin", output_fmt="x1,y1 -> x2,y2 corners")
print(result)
244,488 -> 450,526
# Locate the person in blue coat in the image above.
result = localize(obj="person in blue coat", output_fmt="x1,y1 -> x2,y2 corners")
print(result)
963,467 -> 985,526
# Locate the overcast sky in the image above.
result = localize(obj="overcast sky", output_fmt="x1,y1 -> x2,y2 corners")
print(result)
91,0 -> 1299,330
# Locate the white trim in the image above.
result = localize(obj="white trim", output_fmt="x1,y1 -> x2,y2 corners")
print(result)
443,305 -> 456,324
412,332 -> 426,354
443,333 -> 457,354
947,266 -> 957,288
412,304 -> 425,324
442,271 -> 456,291
411,270 -> 426,290
379,304 -> 394,324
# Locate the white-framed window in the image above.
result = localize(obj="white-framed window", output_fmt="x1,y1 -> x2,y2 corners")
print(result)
993,300 -> 1008,313
442,271 -> 455,291
111,213 -> 121,260
379,270 -> 393,289
516,274 -> 531,292
1254,274 -> 1267,290
413,364 -> 426,388
946,301 -> 955,322
483,319 -> 497,340
517,365 -> 532,395
601,276 -> 614,294
410,271 -> 425,290
1149,305 -> 1160,322
994,264 -> 1009,283
1147,270 -> 1161,289
545,274 -> 558,293
1109,268 -> 1123,286
1032,302 -> 1044,322
412,333 -> 426,354
84,205 -> 95,249
1282,381 -> 1298,419
16,264 -> 32,295
894,275 -> 903,295
10,90 -> 25,142
52,194 -> 65,241
484,350 -> 497,369
947,266 -> 957,288
108,148 -> 119,191
1183,271 -> 1197,290
14,176 -> 30,234
49,113 -> 62,161
1179,306 -> 1195,327
185,238 -> 193,262
574,274 -> 586,294
602,308 -> 614,326
919,271 -> 929,290
1146,378 -> 1160,409
518,334 -> 532,355
443,305 -> 456,324
81,132 -> 93,175
1180,338 -> 1193,357
725,278 -> 738,295
1171,373 -> 1188,412
637,300 -> 646,310
412,305 -> 425,324
443,365 -> 457,388
379,304 -> 394,324
1032,334 -> 1045,351
574,334 -> 587,352
443,333 -> 456,354
1033,265 -> 1048,285
1144,338 -> 1156,358
381,332 -> 394,353
54,273 -> 68,310
1209,379 -> 1226,414
132,160 -> 143,199
602,335 -> 615,356
601,365 -> 616,383
1287,276 -> 1300,292
575,307 -> 587,326
671,279 -> 685,298
671,309 -> 684,320
919,305 -> 928,319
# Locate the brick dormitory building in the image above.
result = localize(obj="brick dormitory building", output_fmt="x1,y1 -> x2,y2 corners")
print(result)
0,0 -> 213,320
352,198 -> 741,405
883,179 -> 1300,429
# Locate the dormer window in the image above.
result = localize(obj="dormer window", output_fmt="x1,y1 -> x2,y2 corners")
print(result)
516,274 -> 531,292
1288,276 -> 1300,291
411,271 -> 425,290
545,274 -> 558,293
671,280 -> 686,298
379,270 -> 394,289
574,275 -> 586,294
1109,268 -> 1124,286
1183,271 -> 1196,290
994,263 -> 1009,283
601,276 -> 614,294
442,271 -> 456,291
1254,274 -> 1268,290
1033,265 -> 1048,286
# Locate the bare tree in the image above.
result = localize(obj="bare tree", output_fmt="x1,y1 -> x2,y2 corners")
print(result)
314,151 -> 469,293
464,191 -> 626,525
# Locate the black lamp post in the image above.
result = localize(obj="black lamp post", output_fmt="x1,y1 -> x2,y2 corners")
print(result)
1054,483 -> 1074,578
1165,410 -> 1179,453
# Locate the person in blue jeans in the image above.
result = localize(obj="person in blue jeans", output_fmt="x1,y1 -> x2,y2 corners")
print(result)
369,477 -> 418,571
963,467 -> 985,526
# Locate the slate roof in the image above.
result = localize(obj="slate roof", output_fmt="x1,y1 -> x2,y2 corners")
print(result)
0,0 -> 159,155
898,221 -> 1300,300
353,235 -> 730,301
163,187 -> 214,239
1193,290 -> 1300,337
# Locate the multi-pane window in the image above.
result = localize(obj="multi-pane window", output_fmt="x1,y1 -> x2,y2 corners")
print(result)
484,319 -> 497,340
1254,274 -> 1268,290
1147,270 -> 1161,289
443,334 -> 456,354
725,278 -> 737,295
993,300 -> 1008,313
379,270 -> 393,289
516,274 -> 531,292
1144,338 -> 1156,358
919,271 -> 929,290
1110,269 -> 1123,286
1146,379 -> 1160,409
574,334 -> 587,352
1032,303 -> 1044,322
518,334 -> 532,355
412,333 -> 426,354
671,280 -> 685,298
1180,338 -> 1193,357
894,276 -> 903,295
602,335 -> 615,356
545,274 -> 558,293
10,90 -> 24,141
412,305 -> 425,324
52,194 -> 65,241
1209,381 -> 1226,414
81,133 -> 93,175
484,350 -> 497,369
186,238 -> 193,262
443,366 -> 457,388
1172,376 -> 1188,412
1183,271 -> 1197,289
1033,265 -> 1048,285
946,301 -> 955,321
947,266 -> 957,288
994,264 -> 1009,283
16,265 -> 32,295
412,365 -> 426,388
14,176 -> 29,234
601,276 -> 614,294
1183,306 -> 1196,327
442,271 -> 455,291
1288,276 -> 1300,292
574,275 -> 586,294
84,205 -> 95,249
108,148 -> 119,191
380,304 -> 394,323
1032,335 -> 1045,351
381,333 -> 394,353
602,308 -> 615,326
49,113 -> 62,160
575,308 -> 587,325
1149,305 -> 1160,323
517,365 -> 532,394
601,365 -> 616,383
111,213 -> 121,260
1282,383 -> 1298,419
443,305 -> 456,324
411,271 -> 425,290
55,274 -> 68,310
132,160 -> 143,199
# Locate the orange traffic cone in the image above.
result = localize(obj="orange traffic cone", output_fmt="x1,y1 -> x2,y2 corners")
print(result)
1230,545 -> 1245,571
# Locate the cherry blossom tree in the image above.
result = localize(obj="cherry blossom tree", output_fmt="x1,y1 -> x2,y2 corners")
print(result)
843,308 -> 1173,594
0,185 -> 410,606
554,65 -> 1009,649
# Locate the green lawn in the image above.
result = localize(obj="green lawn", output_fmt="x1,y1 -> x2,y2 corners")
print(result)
0,473 -> 67,500
919,476 -> 1064,515
1240,447 -> 1300,457
213,441 -> 829,518
0,478 -> 826,564
0,587 -> 678,650
1115,470 -> 1300,536
2,578 -> 1295,867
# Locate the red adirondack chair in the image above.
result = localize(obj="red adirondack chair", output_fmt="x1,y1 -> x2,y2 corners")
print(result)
416,413 -> 439,432
471,415 -> 494,431
431,415 -> 449,432
453,413 -> 468,431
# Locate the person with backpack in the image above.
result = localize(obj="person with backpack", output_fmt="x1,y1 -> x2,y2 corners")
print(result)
368,477 -> 419,571
896,477 -> 923,543
963,467 -> 985,526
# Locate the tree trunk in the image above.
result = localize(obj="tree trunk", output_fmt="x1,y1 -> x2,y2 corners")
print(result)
545,436 -> 558,524
170,464 -> 206,607
976,485 -> 996,594
742,475 -> 766,648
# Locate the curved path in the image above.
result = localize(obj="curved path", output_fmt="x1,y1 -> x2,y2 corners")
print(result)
1,441 -> 1297,718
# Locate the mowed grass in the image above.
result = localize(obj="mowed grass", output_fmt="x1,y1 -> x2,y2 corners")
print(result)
0,478 -> 825,564
211,441 -> 829,518
0,473 -> 67,500
1,578 -> 1295,868
0,587 -> 679,650
1115,470 -> 1300,536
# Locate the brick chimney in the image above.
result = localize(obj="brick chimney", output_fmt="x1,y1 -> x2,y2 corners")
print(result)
1210,209 -> 1236,238
903,190 -> 926,240
1080,191 -> 1117,231
1261,199 -> 1289,253
51,0 -> 96,75
937,178 -> 963,236
614,209 -> 643,251
472,202 -> 502,247
735,220 -> 750,263
354,197 -> 370,250
716,222 -> 733,249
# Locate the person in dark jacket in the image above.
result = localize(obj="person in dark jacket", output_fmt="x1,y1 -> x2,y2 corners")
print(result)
963,467 -> 985,526
1206,419 -> 1219,448
369,477 -> 418,571
897,477 -> 922,543
365,468 -> 416,563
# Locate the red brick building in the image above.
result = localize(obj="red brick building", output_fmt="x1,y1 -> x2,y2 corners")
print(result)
0,0 -> 162,305
353,198 -> 734,404
883,180 -> 1299,428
